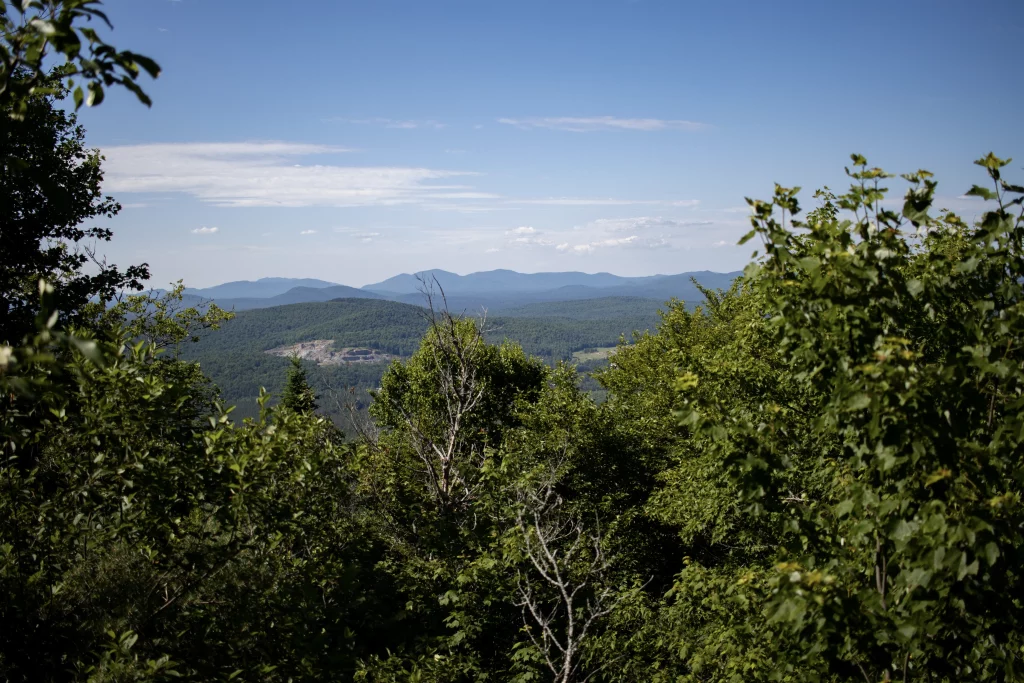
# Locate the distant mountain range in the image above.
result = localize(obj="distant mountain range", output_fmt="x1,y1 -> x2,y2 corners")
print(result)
185,278 -> 343,299
181,279 -> 381,311
179,270 -> 741,312
363,269 -> 667,294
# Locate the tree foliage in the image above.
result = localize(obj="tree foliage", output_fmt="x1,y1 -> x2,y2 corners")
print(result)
282,356 -> 319,414
1,0 -> 159,118
0,74 -> 148,343
3,10 -> 1023,677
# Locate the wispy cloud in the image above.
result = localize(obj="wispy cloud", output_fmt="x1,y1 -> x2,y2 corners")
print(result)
191,226 -> 218,234
498,116 -> 706,132
505,225 -> 554,246
101,142 -> 484,208
333,228 -> 384,243
512,236 -> 554,246
556,235 -> 669,254
329,117 -> 445,129
300,229 -> 317,235
587,216 -> 713,232
514,198 -> 700,207
422,202 -> 515,213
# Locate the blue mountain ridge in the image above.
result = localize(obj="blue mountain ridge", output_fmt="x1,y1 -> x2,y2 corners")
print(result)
178,270 -> 741,313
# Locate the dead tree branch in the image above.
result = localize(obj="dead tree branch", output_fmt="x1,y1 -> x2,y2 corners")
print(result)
384,275 -> 491,514
514,477 -> 631,683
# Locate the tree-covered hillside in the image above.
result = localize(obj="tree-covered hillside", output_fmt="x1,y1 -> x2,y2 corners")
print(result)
495,296 -> 667,320
3,6 -> 1022,682
182,297 -> 661,421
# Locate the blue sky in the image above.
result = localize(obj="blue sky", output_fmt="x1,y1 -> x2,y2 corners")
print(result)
80,0 -> 1024,288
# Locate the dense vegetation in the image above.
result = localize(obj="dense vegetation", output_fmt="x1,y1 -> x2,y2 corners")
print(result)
3,4 -> 1023,681
494,296 -> 667,320
181,297 -> 660,424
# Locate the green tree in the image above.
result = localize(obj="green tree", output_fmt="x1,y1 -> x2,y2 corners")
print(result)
367,311 -> 547,522
1,0 -> 159,118
282,356 -> 319,414
1,76 -> 149,343
673,155 -> 1024,681
0,284 -> 388,681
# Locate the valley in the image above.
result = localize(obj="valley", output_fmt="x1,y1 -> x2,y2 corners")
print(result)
183,292 -> 680,426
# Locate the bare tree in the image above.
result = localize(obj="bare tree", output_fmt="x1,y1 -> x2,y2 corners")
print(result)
514,477 -> 635,683
381,275 -> 491,514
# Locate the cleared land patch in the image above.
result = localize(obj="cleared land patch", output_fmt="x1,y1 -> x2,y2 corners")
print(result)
265,339 -> 395,365
572,346 -> 617,362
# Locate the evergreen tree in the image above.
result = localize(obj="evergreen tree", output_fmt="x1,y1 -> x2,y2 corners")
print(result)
282,355 -> 318,414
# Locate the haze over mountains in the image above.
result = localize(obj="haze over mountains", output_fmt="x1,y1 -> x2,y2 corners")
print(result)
182,269 -> 740,312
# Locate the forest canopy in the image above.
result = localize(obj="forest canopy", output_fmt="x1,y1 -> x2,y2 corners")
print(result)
2,3 -> 1023,681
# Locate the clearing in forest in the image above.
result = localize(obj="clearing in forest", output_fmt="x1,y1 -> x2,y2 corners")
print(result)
265,340 -> 395,365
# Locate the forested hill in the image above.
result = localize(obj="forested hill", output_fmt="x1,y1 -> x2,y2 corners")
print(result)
495,296 -> 667,320
183,297 -> 663,419
185,299 -> 432,360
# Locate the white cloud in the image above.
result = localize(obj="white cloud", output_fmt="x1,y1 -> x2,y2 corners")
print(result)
505,225 -> 553,246
514,198 -> 699,207
712,240 -> 732,247
588,216 -> 713,232
559,235 -> 669,254
422,202 -> 515,213
101,142 -> 484,208
191,226 -> 218,234
512,236 -> 554,246
498,116 -> 706,132
485,247 -> 500,253
300,229 -> 317,235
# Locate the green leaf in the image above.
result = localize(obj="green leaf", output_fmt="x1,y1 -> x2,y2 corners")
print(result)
964,185 -> 997,201
955,256 -> 980,273
130,53 -> 162,78
974,152 -> 1011,170
846,393 -> 871,411
984,542 -> 1000,567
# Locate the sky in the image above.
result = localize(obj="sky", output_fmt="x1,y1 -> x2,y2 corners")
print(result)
78,0 -> 1024,288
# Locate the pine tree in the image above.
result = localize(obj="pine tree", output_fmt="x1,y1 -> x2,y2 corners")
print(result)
282,356 -> 318,414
